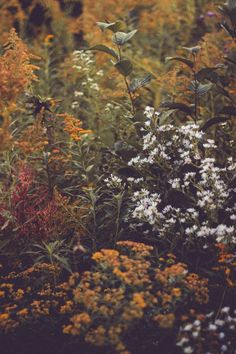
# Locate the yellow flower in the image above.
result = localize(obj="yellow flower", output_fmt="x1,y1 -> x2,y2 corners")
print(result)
133,293 -> 146,309
17,308 -> 28,316
0,313 -> 9,321
15,289 -> 24,300
153,313 -> 175,328
172,288 -> 182,297
44,34 -> 54,46
92,252 -> 103,261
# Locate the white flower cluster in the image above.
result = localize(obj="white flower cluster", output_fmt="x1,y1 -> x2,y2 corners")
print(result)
104,174 -> 123,189
73,50 -> 96,71
197,158 -> 230,211
177,307 -> 236,354
127,107 -> 236,244
128,123 -> 203,168
132,189 -> 161,226
72,50 -> 104,109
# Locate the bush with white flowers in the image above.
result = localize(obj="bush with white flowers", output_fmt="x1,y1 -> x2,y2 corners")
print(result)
177,307 -> 236,354
119,107 -> 236,245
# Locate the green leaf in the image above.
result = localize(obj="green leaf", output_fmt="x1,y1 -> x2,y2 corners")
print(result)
220,22 -> 235,39
88,44 -> 119,60
182,46 -> 201,55
129,74 -> 152,92
165,56 -> 194,69
160,102 -> 193,116
96,22 -> 115,31
189,81 -> 213,96
96,21 -> 124,33
196,66 -> 222,82
112,30 -> 137,45
159,109 -> 176,125
197,82 -> 213,96
200,116 -> 232,132
115,59 -> 133,76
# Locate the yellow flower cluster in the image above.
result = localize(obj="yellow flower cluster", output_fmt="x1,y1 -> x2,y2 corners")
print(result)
63,242 -> 209,352
0,243 -> 209,352
116,240 -> 153,257
0,263 -> 70,333
59,113 -> 92,142
0,29 -> 38,108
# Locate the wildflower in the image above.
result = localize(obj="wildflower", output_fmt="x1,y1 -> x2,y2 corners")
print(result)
132,293 -> 146,308
153,313 -> 175,328
104,174 -> 123,189
0,313 -> 9,320
17,309 -> 28,316
172,288 -> 182,297
44,34 -> 54,46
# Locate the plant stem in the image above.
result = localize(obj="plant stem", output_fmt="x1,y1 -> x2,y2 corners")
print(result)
192,67 -> 198,123
117,45 -> 135,115
124,77 -> 135,115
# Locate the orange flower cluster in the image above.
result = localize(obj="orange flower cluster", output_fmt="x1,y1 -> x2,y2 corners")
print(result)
59,113 -> 92,142
0,28 -> 38,107
63,242 -> 209,353
0,242 -> 210,353
213,243 -> 236,288
14,120 -> 48,154
0,263 -> 72,333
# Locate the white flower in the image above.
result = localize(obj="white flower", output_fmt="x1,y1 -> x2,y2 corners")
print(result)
183,324 -> 193,331
176,336 -> 189,346
221,307 -> 230,314
208,324 -> 217,331
219,332 -> 225,339
169,178 -> 181,189
192,331 -> 199,338
104,174 -> 123,188
74,91 -> 84,97
221,345 -> 228,352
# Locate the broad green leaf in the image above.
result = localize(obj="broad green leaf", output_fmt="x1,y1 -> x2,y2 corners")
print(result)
196,67 -> 222,82
129,74 -> 152,92
89,44 -> 119,60
115,59 -> 133,76
197,82 -> 213,96
189,81 -> 213,96
112,30 -> 137,45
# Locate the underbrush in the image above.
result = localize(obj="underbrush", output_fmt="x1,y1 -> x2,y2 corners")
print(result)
0,1 -> 236,353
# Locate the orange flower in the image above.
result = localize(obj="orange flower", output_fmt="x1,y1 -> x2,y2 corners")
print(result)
44,34 -> 54,46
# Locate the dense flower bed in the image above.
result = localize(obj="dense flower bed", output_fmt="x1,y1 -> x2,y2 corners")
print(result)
0,0 -> 236,353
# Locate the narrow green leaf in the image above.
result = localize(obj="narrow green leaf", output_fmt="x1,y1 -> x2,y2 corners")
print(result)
96,22 -> 116,31
165,56 -> 194,68
96,21 -> 124,33
200,116 -> 232,131
160,102 -> 193,115
89,44 -> 119,60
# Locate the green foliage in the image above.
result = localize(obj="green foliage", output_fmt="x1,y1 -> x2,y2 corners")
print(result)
0,1 -> 236,353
